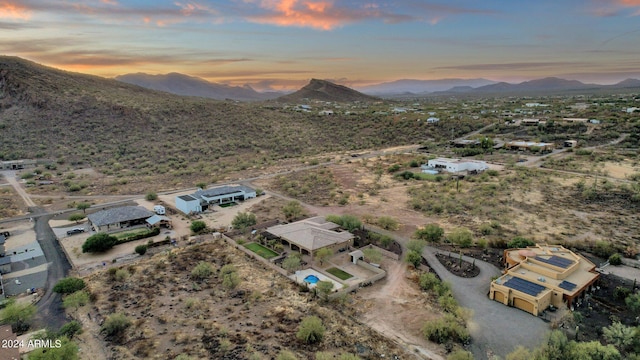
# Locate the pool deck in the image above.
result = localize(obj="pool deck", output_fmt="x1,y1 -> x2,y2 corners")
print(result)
291,268 -> 343,291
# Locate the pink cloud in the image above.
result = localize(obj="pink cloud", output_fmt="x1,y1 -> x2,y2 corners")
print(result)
175,1 -> 217,16
0,2 -> 31,20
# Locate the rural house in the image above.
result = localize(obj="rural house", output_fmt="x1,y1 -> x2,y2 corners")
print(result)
88,206 -> 154,232
426,158 -> 489,173
489,244 -> 599,316
263,216 -> 353,259
175,185 -> 257,214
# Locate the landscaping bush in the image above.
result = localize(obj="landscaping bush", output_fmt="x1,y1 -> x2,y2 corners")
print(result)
414,224 -> 444,243
82,233 -> 117,253
190,220 -> 207,234
593,240 -> 616,258
326,214 -> 361,232
407,239 -> 427,254
68,213 -> 85,223
507,237 -> 535,249
419,272 -> 440,291
609,253 -> 623,266
376,216 -> 399,230
117,227 -> 159,244
296,316 -> 325,344
53,277 -> 86,294
448,228 -> 473,248
145,191 -> 158,201
62,290 -> 90,309
135,244 -> 148,256
405,250 -> 422,268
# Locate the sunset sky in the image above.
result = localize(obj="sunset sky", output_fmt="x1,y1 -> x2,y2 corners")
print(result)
2,0 -> 640,90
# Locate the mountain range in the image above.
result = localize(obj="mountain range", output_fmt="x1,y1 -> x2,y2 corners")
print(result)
114,72 -> 640,101
115,72 -> 282,101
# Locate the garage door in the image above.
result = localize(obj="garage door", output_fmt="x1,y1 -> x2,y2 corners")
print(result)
513,298 -> 534,314
494,291 -> 505,303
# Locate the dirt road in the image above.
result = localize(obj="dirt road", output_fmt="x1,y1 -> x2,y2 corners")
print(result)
2,170 -> 36,208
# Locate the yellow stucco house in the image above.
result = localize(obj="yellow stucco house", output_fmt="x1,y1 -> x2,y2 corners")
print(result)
490,244 -> 599,316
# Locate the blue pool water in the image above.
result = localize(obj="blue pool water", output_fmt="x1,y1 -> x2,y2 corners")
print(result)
304,275 -> 319,284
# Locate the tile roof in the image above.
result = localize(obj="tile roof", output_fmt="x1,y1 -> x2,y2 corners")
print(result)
265,216 -> 353,251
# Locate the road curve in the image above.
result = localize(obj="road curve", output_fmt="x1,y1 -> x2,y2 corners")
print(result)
32,208 -> 72,330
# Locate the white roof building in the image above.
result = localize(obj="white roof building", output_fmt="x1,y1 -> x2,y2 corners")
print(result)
427,158 -> 489,173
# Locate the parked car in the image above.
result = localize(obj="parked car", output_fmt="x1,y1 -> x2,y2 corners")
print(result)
66,228 -> 85,235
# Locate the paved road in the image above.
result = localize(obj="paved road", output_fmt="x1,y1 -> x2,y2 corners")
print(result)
364,225 -> 549,360
31,208 -> 72,331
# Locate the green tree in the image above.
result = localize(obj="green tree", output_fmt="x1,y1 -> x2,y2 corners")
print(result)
379,235 -> 393,248
53,277 -> 86,294
405,250 -> 422,268
135,244 -> 148,256
362,247 -> 382,264
609,253 -> 623,266
0,299 -> 36,333
315,247 -> 333,265
481,136 -> 495,152
296,316 -> 325,344
63,291 -> 90,310
414,224 -> 444,243
566,340 -> 621,360
232,212 -> 257,231
283,256 -> 301,272
144,192 -> 158,201
603,322 -> 635,351
67,213 -> 85,223
191,262 -> 214,281
76,202 -> 90,214
190,220 -> 207,234
507,237 -> 535,249
283,200 -> 305,221
377,216 -> 399,230
448,227 -> 474,248
101,313 -> 131,337
28,337 -> 78,360
626,293 -> 640,314
315,280 -> 334,299
82,233 -> 117,253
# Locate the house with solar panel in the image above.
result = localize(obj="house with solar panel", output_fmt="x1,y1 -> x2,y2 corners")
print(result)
175,185 -> 257,215
489,244 -> 599,316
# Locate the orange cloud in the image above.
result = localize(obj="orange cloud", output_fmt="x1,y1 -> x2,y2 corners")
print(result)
175,2 -> 216,16
619,0 -> 640,5
248,0 -> 350,30
0,2 -> 31,20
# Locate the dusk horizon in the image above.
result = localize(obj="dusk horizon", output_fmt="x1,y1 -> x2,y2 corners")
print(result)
2,0 -> 640,91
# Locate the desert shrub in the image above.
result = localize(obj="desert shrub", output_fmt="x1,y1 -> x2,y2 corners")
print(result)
387,164 -> 400,173
191,262 -> 214,281
422,314 -> 470,344
613,286 -> 631,301
479,223 -> 494,235
53,277 -> 86,294
135,244 -> 148,256
362,247 -> 382,264
608,253 -> 622,266
277,351 -> 298,360
27,336 -> 78,360
145,192 -> 158,201
62,290 -> 90,309
232,212 -> 257,231
407,239 -> 427,253
326,214 -> 361,232
448,228 -> 473,248
58,320 -> 83,339
82,233 -> 117,253
414,224 -> 444,243
68,213 -> 85,223
593,240 -> 616,258
486,169 -> 499,176
507,237 -> 535,249
447,350 -> 473,360
419,272 -> 440,291
117,227 -> 159,244
625,293 -> 640,314
376,216 -> 399,230
438,294 -> 459,313
190,220 -> 207,234
222,271 -> 241,290
114,269 -> 129,282
101,313 -> 131,337
477,238 -> 488,249
405,250 -> 422,268
283,200 -> 305,221
603,321 -> 635,351
296,316 -> 325,344
378,235 -> 393,248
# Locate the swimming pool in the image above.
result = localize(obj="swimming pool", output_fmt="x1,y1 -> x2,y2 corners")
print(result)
303,275 -> 320,284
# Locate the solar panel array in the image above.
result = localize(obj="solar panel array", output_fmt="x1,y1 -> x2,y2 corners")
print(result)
558,280 -> 577,291
536,255 -> 574,269
504,277 -> 547,296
